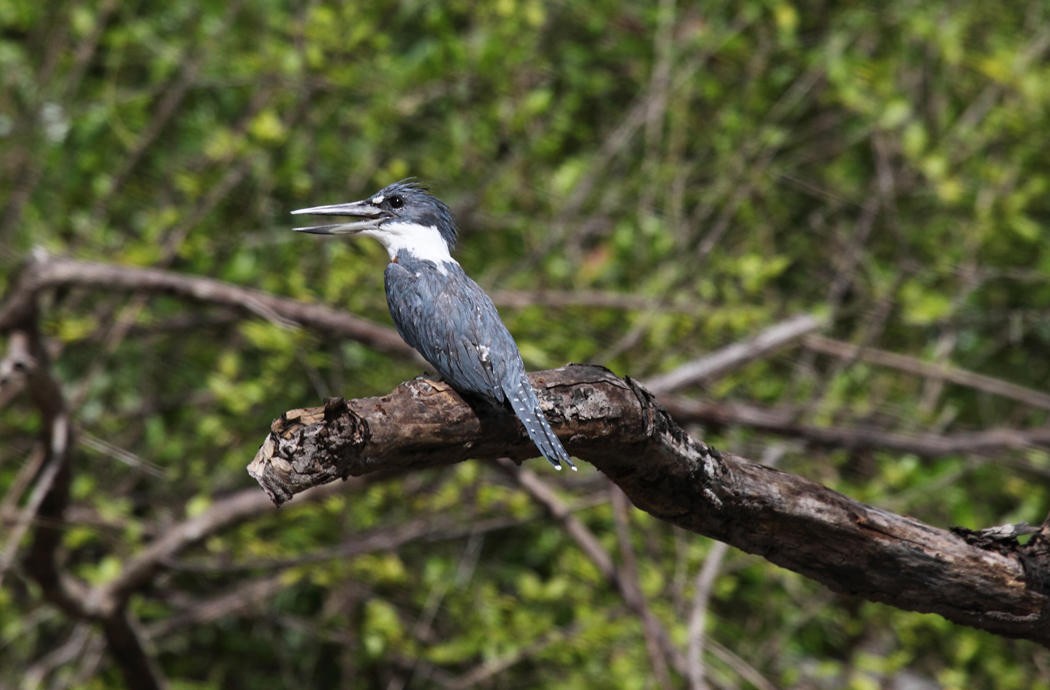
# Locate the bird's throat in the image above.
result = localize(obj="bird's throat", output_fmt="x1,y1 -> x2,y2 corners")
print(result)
365,221 -> 457,270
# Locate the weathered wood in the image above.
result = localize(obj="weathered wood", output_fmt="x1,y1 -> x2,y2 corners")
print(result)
249,364 -> 1050,646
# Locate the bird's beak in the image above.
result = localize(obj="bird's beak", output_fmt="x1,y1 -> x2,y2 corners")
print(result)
291,200 -> 385,235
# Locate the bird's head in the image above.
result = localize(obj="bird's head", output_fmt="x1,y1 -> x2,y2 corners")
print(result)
292,180 -> 458,263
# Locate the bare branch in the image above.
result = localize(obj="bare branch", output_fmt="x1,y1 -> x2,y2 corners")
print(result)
2,304 -> 165,690
493,458 -> 687,677
103,481 -> 351,610
99,611 -> 166,690
22,624 -> 98,690
662,396 -> 1050,461
0,254 -> 412,357
151,575 -> 288,636
103,489 -> 279,607
446,621 -> 583,690
0,443 -> 62,591
6,339 -> 354,688
611,484 -> 675,688
250,364 -> 1050,645
646,313 -> 825,394
804,334 -> 1050,411
686,541 -> 730,690
11,314 -> 85,621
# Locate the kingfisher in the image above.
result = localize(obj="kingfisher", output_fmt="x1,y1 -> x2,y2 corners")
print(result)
292,180 -> 576,471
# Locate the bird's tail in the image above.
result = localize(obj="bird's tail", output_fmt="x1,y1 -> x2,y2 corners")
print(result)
506,377 -> 577,471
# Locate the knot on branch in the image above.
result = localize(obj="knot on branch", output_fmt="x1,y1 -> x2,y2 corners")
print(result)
247,397 -> 370,505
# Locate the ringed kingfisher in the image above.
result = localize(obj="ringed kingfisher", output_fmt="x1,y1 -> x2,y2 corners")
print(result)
292,180 -> 576,471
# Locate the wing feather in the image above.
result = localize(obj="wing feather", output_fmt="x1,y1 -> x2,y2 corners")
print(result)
385,260 -> 574,469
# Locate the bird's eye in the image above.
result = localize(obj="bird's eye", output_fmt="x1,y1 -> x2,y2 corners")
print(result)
389,195 -> 404,209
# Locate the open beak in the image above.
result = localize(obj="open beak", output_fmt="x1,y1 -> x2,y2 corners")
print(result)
291,199 -> 386,235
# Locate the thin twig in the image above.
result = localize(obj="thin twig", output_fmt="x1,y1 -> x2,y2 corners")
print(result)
446,620 -> 584,690
646,313 -> 825,394
611,484 -> 674,689
662,396 -> 1050,462
103,483 -> 347,606
804,334 -> 1050,411
686,445 -> 786,689
685,541 -> 729,690
0,443 -> 64,591
494,458 -> 688,676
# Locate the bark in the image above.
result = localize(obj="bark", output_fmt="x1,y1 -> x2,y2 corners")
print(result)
249,364 -> 1050,646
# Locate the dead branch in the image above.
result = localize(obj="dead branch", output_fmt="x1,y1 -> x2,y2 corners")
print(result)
249,364 -> 1050,646
5,253 -> 1050,652
804,334 -> 1050,411
0,253 -> 413,358
646,313 -> 826,393
1,306 -> 165,690
493,458 -> 685,679
662,396 -> 1050,460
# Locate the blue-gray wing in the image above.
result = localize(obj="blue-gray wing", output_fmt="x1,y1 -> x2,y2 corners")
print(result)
384,260 -> 574,470
385,261 -> 513,402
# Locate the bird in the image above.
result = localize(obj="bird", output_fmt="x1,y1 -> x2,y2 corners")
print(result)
291,180 -> 576,471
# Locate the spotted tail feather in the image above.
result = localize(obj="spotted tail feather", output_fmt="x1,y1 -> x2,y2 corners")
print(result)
506,377 -> 576,471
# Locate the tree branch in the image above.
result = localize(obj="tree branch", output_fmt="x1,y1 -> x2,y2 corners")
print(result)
1,305 -> 166,690
249,364 -> 1050,646
493,458 -> 685,679
645,313 -> 825,394
610,483 -> 676,687
662,396 -> 1050,460
0,253 -> 413,358
803,333 -> 1050,411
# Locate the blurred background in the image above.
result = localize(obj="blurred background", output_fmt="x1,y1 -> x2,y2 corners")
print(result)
2,1 -> 1049,687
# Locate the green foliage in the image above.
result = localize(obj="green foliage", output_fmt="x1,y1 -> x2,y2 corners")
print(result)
3,0 -> 1050,687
